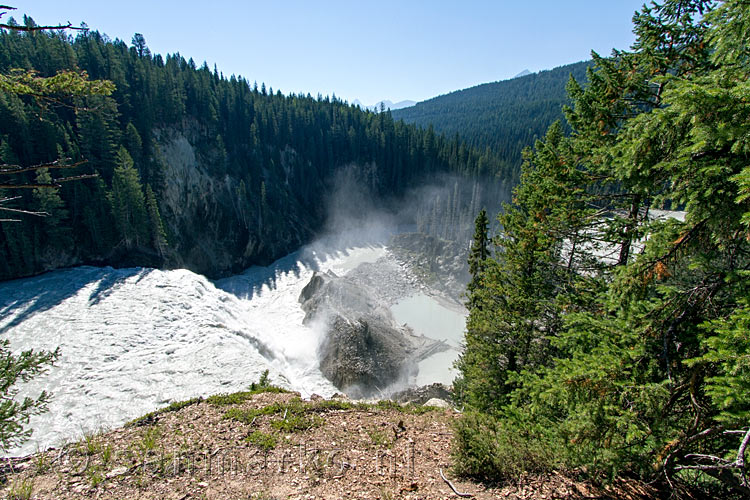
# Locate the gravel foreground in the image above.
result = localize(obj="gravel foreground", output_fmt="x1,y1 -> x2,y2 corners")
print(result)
0,391 -> 658,500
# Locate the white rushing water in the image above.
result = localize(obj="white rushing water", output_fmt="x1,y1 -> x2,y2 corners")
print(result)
0,245 -> 400,456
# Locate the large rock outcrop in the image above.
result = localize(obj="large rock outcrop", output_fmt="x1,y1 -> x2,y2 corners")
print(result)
299,269 -> 445,398
390,383 -> 453,405
318,315 -> 412,396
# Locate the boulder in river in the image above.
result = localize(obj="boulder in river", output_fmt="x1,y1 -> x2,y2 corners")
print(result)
318,315 -> 413,398
299,270 -> 446,398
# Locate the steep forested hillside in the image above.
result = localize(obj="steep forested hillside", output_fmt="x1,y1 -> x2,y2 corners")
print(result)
392,61 -> 590,175
0,18 -> 508,280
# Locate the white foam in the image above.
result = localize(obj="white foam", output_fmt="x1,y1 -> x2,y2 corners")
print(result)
0,245 -> 385,456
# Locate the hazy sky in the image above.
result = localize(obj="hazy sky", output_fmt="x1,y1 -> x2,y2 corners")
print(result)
17,1 -> 646,105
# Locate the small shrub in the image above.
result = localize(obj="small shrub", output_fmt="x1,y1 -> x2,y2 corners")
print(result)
407,404 -> 442,415
375,400 -> 402,411
309,399 -> 358,412
154,452 -> 175,476
271,413 -> 323,433
225,397 -> 321,432
257,369 -> 271,387
368,428 -> 393,448
101,443 -> 113,465
451,411 -> 556,482
207,392 -> 256,406
33,450 -> 50,473
224,398 -> 306,423
7,479 -> 33,500
87,466 -> 104,487
371,400 -> 441,415
139,426 -> 161,452
246,431 -> 278,451
206,386 -> 289,406
207,370 -> 289,406
78,431 -> 101,456
206,386 -> 286,406
223,407 -> 258,424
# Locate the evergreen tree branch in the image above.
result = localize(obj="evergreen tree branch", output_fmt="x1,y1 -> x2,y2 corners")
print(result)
0,70 -> 115,100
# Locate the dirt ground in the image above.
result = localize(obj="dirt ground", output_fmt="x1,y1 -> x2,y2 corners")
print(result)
0,391 -> 658,500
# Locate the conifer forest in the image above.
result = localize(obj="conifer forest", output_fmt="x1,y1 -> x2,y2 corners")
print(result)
1,1 -> 749,498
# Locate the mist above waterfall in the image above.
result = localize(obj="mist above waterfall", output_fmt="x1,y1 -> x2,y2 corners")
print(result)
0,172 -> 509,456
314,167 -> 509,250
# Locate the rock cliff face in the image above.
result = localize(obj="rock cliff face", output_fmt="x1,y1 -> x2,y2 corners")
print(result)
298,268 -> 445,398
153,128 -> 318,278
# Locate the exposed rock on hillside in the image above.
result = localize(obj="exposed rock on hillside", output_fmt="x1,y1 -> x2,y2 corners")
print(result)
391,382 -> 453,405
155,128 -> 316,278
389,232 -> 470,302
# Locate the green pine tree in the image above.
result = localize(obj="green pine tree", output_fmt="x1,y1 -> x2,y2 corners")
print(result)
109,146 -> 148,248
0,342 -> 58,451
144,183 -> 167,255
467,208 -> 489,290
32,166 -> 72,251
454,2 -> 750,496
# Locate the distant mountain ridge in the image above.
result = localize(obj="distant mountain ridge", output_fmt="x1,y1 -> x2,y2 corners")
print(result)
392,60 -> 591,176
352,99 -> 417,111
513,69 -> 532,78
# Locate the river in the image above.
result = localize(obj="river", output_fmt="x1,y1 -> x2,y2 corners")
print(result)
0,244 -> 466,456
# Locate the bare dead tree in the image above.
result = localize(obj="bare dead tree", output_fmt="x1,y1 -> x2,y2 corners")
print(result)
0,159 -> 92,187
0,159 -> 97,220
676,428 -> 750,494
664,426 -> 750,496
0,5 -> 87,32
